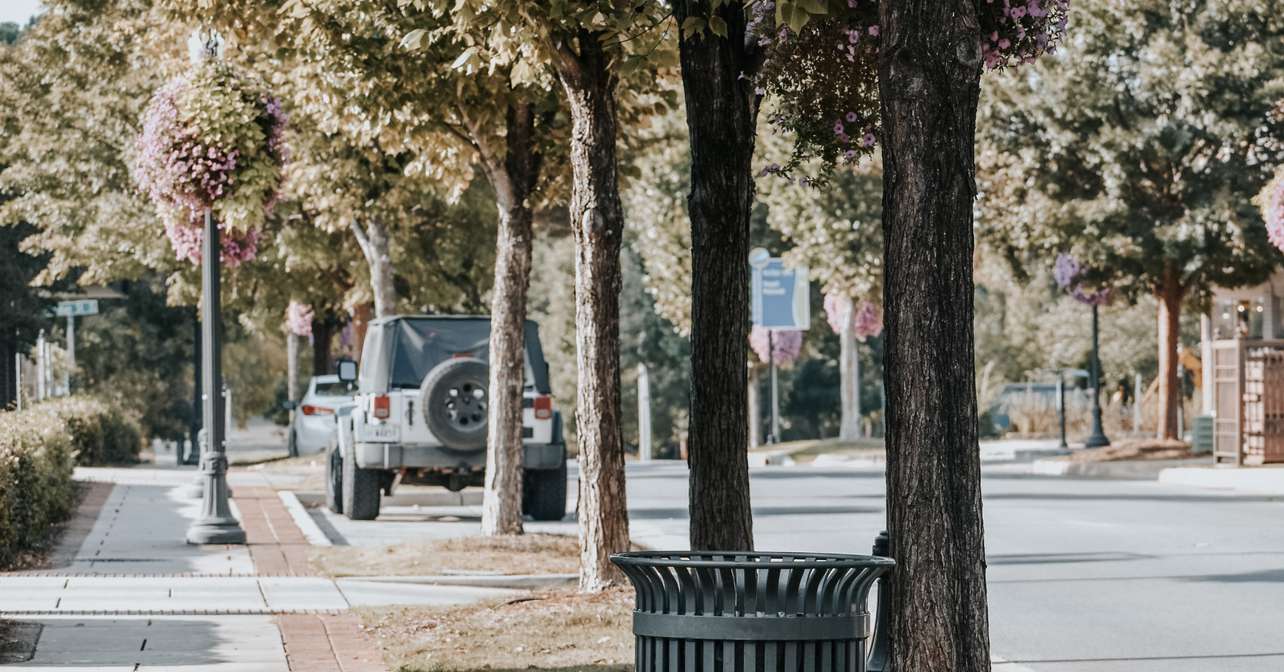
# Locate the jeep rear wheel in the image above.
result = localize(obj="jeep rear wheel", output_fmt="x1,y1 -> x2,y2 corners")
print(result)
523,458 -> 568,522
342,449 -> 381,520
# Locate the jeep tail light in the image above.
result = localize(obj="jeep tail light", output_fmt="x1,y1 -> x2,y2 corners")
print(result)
533,395 -> 553,420
300,404 -> 333,416
372,394 -> 391,420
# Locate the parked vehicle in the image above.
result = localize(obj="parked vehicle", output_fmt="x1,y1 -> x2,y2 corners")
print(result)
327,315 -> 567,522
286,375 -> 356,457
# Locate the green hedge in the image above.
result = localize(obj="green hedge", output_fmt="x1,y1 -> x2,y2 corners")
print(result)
0,397 -> 142,567
39,397 -> 144,466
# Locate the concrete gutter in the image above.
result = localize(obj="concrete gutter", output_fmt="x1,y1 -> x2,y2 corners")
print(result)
279,490 -> 332,546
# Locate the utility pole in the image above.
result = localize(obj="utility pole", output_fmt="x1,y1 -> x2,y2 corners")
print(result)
64,314 -> 74,393
768,329 -> 780,444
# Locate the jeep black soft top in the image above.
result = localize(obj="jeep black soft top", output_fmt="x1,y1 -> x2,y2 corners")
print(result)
356,315 -> 551,395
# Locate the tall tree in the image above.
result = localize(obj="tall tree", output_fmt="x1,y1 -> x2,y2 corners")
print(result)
878,0 -> 991,667
673,0 -> 761,552
978,0 -> 1284,439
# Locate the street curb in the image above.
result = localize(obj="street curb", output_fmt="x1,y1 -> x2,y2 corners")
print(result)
1158,466 -> 1284,495
336,573 -> 576,590
294,490 -> 483,508
1030,457 -> 1206,480
278,490 -> 332,546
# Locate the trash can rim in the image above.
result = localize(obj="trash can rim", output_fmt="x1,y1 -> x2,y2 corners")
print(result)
610,550 -> 895,570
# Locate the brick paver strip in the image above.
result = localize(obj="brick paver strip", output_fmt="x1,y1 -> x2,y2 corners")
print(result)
233,484 -> 388,671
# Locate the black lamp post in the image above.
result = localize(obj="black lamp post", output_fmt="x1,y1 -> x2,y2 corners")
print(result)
186,208 -> 245,545
1085,303 -> 1111,448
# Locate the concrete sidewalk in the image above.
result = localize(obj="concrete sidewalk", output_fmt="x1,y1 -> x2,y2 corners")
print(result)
1,468 -> 515,671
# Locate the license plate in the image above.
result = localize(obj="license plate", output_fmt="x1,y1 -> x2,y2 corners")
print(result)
362,423 -> 399,442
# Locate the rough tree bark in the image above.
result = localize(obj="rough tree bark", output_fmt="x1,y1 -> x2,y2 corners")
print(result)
552,31 -> 631,592
1155,266 -> 1185,440
840,318 -> 862,441
878,0 -> 992,670
351,219 -> 397,319
748,367 -> 761,449
675,0 -> 759,552
479,102 -> 541,537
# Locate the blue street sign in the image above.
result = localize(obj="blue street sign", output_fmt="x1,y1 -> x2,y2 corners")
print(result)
751,258 -> 810,330
55,299 -> 98,317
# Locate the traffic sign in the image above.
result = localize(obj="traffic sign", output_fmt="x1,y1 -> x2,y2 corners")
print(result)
751,257 -> 810,330
55,299 -> 98,317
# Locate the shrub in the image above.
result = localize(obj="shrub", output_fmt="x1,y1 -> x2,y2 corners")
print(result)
39,396 -> 144,465
0,397 -> 142,567
0,406 -> 76,567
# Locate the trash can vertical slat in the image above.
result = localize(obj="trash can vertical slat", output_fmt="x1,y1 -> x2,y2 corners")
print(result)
613,552 -> 892,672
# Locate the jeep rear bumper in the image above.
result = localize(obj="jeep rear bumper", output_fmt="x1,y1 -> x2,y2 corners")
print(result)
353,442 -> 565,471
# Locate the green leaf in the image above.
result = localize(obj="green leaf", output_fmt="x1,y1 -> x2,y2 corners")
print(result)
450,46 -> 477,70
799,0 -> 828,15
399,28 -> 427,51
708,15 -> 728,38
681,16 -> 706,38
786,5 -> 811,33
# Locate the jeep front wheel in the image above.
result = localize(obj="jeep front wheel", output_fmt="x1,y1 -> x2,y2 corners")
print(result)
342,449 -> 381,520
325,440 -> 343,514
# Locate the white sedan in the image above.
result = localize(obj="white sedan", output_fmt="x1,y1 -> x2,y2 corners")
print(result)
287,375 -> 355,456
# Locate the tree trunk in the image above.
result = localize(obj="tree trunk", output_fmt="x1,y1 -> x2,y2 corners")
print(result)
349,303 -> 373,362
311,318 -> 333,376
878,1 -> 991,670
286,332 -> 299,402
1156,268 -> 1185,440
480,102 -> 540,537
553,32 -> 631,592
840,319 -> 862,441
748,367 -> 761,449
352,220 -> 397,319
675,0 -> 758,553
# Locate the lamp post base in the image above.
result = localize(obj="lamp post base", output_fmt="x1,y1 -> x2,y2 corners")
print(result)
186,518 -> 246,545
1085,430 -> 1111,448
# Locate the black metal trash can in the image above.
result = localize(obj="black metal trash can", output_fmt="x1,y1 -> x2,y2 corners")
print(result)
612,551 -> 894,672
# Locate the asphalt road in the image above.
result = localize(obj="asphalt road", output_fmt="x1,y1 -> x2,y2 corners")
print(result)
318,460 -> 1284,671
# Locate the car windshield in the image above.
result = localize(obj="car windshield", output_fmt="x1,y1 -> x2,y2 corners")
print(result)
314,381 -> 353,397
388,319 -> 534,389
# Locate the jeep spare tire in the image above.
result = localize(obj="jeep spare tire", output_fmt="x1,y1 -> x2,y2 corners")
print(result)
420,357 -> 489,450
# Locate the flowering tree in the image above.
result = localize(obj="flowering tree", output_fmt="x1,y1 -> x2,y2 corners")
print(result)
1262,167 -> 1284,253
134,55 -> 286,266
749,325 -> 804,366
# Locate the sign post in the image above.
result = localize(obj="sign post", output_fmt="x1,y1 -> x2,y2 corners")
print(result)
54,300 -> 97,395
749,248 -> 810,445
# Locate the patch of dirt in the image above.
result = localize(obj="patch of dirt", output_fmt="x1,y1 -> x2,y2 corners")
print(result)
360,588 -> 633,671
310,534 -> 583,577
1063,439 -> 1194,462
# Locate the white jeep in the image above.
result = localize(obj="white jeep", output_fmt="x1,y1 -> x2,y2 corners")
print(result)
326,315 -> 567,521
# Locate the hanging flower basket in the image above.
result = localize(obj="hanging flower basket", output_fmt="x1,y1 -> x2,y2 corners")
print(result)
755,0 -> 1070,179
1054,253 -> 1111,306
134,57 -> 286,266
